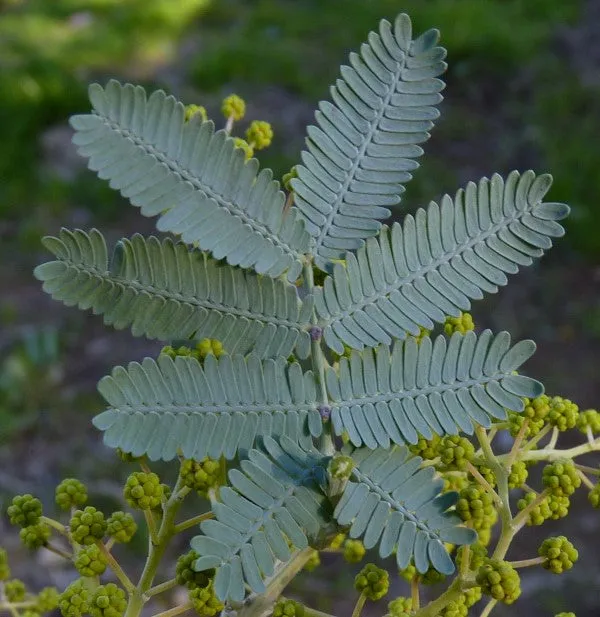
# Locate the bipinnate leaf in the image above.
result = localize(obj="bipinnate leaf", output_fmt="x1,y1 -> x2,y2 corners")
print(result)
34,229 -> 313,359
293,14 -> 447,269
69,80 -> 312,282
93,355 -> 322,461
191,436 -> 329,602
316,171 -> 569,353
325,332 -> 542,448
334,445 -> 476,573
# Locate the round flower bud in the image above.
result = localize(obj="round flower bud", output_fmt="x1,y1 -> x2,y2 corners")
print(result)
517,492 -> 552,526
5,579 -> 26,602
398,563 -> 417,582
272,599 -> 305,617
539,536 -> 578,574
455,542 -> 488,572
438,436 -> 475,471
7,494 -> 42,527
508,412 -> 544,438
444,312 -> 474,336
456,484 -> 495,528
36,587 -> 60,613
106,511 -> 137,543
176,550 -> 213,590
476,559 -> 521,604
507,461 -> 528,489
329,455 -> 354,480
386,597 -> 412,617
179,459 -> 221,496
189,581 -> 224,616
546,396 -> 579,432
542,460 -> 581,496
232,137 -> 254,160
588,484 -> 600,508
282,167 -> 298,191
303,550 -> 320,572
221,95 -> 246,121
555,613 -> 576,617
124,472 -> 164,510
22,610 -> 40,617
20,523 -> 51,549
354,563 -> 389,601
196,338 -> 224,359
471,463 -> 496,488
577,409 -> 600,434
343,539 -> 366,564
70,507 -> 107,545
442,473 -> 469,493
421,566 -> 446,586
409,434 -> 441,460
0,547 -> 11,581
329,533 -> 346,549
56,479 -> 88,511
185,105 -> 208,123
548,494 -> 571,520
89,584 -> 127,617
58,579 -> 90,617
75,544 -> 107,577
463,586 -> 483,607
246,121 -> 273,150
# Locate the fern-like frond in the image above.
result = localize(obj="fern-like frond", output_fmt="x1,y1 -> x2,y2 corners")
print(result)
191,436 -> 329,602
69,80 -> 312,282
33,229 -> 313,359
93,355 -> 322,461
316,171 -> 569,353
326,332 -> 542,448
292,14 -> 446,269
335,446 -> 476,573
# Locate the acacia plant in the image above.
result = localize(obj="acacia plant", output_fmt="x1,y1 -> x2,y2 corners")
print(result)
2,11 -> 599,617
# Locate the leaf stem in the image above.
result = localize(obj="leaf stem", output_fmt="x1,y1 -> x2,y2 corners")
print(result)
505,419 -> 528,470
303,259 -> 334,456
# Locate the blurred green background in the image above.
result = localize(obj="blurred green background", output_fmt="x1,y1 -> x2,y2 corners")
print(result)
0,0 -> 599,615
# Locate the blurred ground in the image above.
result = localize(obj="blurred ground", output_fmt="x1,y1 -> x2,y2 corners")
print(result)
1,1 -> 599,616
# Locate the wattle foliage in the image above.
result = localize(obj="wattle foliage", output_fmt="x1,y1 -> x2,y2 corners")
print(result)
34,12 -> 569,605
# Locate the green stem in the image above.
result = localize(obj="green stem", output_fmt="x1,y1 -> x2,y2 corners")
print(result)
412,575 -> 477,617
172,511 -> 213,534
512,489 -> 550,532
479,598 -> 497,617
521,424 -> 552,451
516,437 -> 600,463
44,542 -> 72,561
144,578 -> 178,599
411,577 -> 420,611
124,476 -> 187,617
40,515 -> 69,537
303,260 -> 334,456
280,598 -> 337,617
465,461 -> 502,507
237,548 -> 315,617
505,419 -> 528,470
576,463 -> 600,475
475,427 -> 512,561
149,601 -> 192,617
509,556 -> 546,569
351,593 -> 366,617
96,541 -> 135,594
